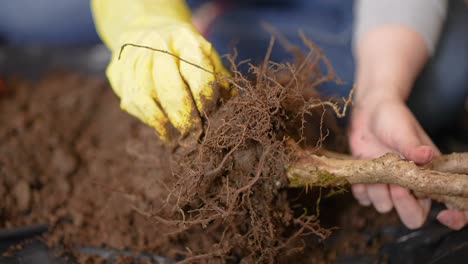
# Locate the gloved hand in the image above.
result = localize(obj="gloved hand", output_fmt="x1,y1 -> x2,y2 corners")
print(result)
92,0 -> 229,141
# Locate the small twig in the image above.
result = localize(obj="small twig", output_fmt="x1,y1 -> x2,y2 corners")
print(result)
306,87 -> 354,118
118,43 -> 216,75
313,107 -> 329,152
176,252 -> 223,264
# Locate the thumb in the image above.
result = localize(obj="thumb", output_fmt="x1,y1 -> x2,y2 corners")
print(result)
401,145 -> 434,165
389,126 -> 434,165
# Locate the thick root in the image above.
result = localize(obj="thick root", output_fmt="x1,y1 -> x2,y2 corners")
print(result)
426,153 -> 468,174
414,192 -> 468,211
288,151 -> 468,210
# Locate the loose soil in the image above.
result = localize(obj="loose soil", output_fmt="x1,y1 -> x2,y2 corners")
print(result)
0,62 -> 400,262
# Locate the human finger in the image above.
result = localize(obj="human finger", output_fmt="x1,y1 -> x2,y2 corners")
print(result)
172,29 -> 217,112
404,145 -> 434,165
351,184 -> 371,206
349,126 -> 392,210
437,209 -> 467,230
379,115 -> 435,165
108,44 -> 171,139
367,183 -> 393,213
150,37 -> 202,136
390,184 -> 429,229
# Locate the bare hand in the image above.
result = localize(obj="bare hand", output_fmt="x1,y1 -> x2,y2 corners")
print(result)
349,97 -> 468,230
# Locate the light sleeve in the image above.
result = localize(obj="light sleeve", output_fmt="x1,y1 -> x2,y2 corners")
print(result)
353,0 -> 448,55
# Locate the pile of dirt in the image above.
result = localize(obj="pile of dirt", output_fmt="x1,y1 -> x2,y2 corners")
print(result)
0,70 -> 401,263
0,72 -> 180,256
0,40 -> 401,262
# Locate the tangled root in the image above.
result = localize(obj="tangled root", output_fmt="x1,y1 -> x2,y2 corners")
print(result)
126,34 -> 353,263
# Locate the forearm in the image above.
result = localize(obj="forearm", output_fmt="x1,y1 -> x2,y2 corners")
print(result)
91,0 -> 192,50
354,25 -> 429,103
353,0 -> 447,104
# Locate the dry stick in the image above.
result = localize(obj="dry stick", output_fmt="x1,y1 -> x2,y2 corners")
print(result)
118,43 -> 468,210
287,151 -> 468,210
176,251 -> 224,264
118,43 -> 216,75
314,151 -> 468,176
420,152 -> 468,209
425,152 -> 468,174
306,88 -> 354,118
415,192 -> 468,211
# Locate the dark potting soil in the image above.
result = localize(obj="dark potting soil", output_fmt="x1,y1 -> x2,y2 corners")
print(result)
0,71 -> 413,263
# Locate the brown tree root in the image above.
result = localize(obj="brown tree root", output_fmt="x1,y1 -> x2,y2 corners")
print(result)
119,35 -> 466,262
288,151 -> 468,210
425,152 -> 468,174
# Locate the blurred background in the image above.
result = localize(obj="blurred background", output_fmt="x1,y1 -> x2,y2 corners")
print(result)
0,0 -> 466,263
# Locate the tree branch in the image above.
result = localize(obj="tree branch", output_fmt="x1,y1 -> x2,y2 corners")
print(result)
287,151 -> 468,210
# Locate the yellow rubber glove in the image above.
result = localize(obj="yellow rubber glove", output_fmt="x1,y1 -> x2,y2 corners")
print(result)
91,0 -> 229,141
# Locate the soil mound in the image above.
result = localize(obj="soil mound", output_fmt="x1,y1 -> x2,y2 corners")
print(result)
1,40 -> 397,263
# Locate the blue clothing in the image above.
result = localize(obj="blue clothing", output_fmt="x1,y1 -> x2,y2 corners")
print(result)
206,0 -> 355,99
408,0 -> 468,136
1,0 -> 467,136
0,0 -> 99,44
199,0 -> 468,136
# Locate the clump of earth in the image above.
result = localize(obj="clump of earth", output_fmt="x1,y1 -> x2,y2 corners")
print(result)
0,44 -> 402,262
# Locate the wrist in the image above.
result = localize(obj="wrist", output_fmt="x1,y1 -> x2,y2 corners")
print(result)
353,81 -> 407,110
354,58 -> 416,105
